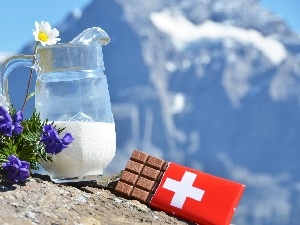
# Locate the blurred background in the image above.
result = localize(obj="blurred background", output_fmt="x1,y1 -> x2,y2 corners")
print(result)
1,0 -> 300,224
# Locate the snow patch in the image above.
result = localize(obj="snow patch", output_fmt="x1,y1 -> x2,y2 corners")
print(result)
72,8 -> 82,19
165,61 -> 177,72
150,10 -> 287,65
171,93 -> 185,114
269,56 -> 300,102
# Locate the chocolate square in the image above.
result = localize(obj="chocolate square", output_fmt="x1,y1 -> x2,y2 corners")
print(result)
114,149 -> 168,205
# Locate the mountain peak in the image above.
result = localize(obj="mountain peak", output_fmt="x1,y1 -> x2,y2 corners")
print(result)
11,1 -> 300,224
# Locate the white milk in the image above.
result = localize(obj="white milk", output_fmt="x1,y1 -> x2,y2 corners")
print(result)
40,121 -> 116,182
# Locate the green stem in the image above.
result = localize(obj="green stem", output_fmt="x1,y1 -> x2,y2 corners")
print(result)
11,136 -> 14,151
21,42 -> 39,111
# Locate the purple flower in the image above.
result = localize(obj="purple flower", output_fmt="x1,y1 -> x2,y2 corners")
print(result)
2,155 -> 30,183
13,111 -> 23,123
0,106 -> 23,136
40,124 -> 74,155
0,106 -> 14,136
12,111 -> 23,135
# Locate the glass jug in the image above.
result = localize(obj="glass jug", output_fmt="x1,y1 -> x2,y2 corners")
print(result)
0,28 -> 116,183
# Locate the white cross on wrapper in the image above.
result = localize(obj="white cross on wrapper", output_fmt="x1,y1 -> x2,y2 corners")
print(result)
162,171 -> 205,209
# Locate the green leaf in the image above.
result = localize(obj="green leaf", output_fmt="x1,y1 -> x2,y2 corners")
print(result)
0,107 -> 70,172
26,92 -> 35,101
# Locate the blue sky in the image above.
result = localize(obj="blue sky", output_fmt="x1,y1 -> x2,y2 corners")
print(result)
261,0 -> 300,33
0,0 -> 299,53
0,0 -> 91,53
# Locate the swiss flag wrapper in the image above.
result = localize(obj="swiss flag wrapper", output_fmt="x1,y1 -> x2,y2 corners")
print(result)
150,162 -> 245,225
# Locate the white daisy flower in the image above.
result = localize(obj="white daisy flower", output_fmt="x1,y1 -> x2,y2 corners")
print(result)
0,94 -> 10,111
33,21 -> 61,46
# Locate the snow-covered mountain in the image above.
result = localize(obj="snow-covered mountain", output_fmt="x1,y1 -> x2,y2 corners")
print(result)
6,0 -> 300,224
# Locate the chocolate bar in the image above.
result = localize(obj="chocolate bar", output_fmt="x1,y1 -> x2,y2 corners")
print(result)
115,150 -> 246,225
114,150 -> 168,204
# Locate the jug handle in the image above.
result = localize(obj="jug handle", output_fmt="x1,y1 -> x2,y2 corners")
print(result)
0,54 -> 34,105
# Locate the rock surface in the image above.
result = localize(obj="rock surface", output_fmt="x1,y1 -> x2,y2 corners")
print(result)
0,174 -> 193,225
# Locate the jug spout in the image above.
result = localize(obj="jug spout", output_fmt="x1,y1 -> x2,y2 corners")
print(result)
70,27 -> 110,46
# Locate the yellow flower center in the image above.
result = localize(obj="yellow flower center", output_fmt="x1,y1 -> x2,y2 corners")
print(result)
38,32 -> 49,42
